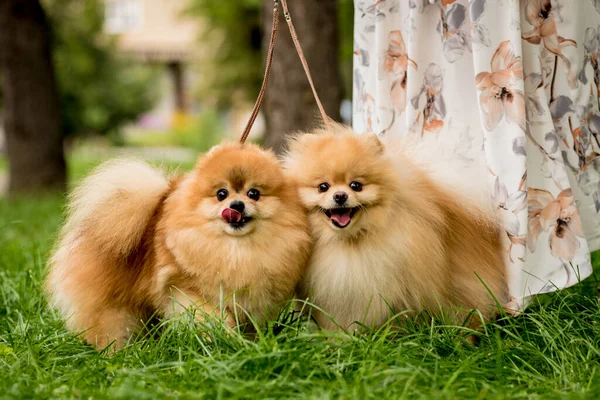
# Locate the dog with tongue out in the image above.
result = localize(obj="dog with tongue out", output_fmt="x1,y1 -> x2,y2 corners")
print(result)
46,141 -> 311,350
157,143 -> 312,328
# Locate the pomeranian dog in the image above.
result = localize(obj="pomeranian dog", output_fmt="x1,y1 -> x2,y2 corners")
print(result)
46,143 -> 311,350
283,123 -> 507,331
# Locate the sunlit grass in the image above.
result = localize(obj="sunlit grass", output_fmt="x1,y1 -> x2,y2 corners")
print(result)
1,159 -> 599,398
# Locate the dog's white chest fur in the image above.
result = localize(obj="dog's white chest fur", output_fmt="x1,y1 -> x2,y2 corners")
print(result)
303,236 -> 408,330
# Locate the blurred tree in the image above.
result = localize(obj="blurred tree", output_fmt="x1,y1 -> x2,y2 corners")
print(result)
0,0 -> 66,194
187,0 -> 263,108
337,0 -> 354,106
0,0 -> 159,193
262,0 -> 342,154
188,0 -> 351,153
45,0 -> 159,138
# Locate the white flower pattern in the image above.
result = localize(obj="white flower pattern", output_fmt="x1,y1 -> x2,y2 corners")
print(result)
353,0 -> 600,307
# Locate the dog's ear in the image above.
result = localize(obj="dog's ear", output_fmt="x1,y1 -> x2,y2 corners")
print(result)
360,133 -> 384,156
284,132 -> 321,158
281,132 -> 313,172
285,132 -> 309,153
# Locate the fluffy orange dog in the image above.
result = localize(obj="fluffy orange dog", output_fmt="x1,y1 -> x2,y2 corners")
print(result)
47,143 -> 311,350
284,124 -> 507,331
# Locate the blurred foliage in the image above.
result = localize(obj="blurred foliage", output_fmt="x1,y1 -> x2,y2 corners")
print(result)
45,0 -> 159,137
187,0 -> 354,108
125,108 -> 224,152
338,0 -> 354,100
187,0 -> 262,108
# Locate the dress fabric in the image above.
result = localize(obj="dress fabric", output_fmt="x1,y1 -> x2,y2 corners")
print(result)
352,0 -> 600,308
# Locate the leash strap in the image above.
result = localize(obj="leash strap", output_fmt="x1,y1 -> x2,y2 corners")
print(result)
279,0 -> 328,123
240,0 -> 280,144
240,0 -> 328,144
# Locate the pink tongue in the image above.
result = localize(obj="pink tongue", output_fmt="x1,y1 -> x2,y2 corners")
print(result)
222,208 -> 242,223
330,210 -> 351,227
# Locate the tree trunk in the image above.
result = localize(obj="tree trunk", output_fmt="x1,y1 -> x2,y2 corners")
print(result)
0,0 -> 66,195
168,61 -> 187,113
262,0 -> 342,154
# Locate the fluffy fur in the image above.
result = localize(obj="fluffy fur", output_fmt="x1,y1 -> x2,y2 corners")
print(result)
283,124 -> 508,331
47,143 -> 311,350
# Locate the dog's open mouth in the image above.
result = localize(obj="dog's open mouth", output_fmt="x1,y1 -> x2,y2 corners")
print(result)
222,208 -> 253,229
323,207 -> 359,228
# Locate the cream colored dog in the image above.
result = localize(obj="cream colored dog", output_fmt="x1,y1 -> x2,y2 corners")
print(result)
284,124 -> 507,331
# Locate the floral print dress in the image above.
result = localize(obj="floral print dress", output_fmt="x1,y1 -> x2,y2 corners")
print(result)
353,0 -> 600,310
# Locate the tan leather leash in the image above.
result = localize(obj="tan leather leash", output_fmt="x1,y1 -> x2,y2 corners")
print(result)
240,0 -> 329,144
239,0 -> 279,144
279,0 -> 328,123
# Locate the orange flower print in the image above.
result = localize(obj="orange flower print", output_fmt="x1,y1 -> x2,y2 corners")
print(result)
411,63 -> 446,134
475,40 -> 525,132
364,93 -> 376,133
528,188 -> 585,262
383,30 -> 417,114
521,0 -> 577,88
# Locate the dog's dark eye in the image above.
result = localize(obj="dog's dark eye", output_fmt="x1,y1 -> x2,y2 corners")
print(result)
349,181 -> 363,192
318,183 -> 330,193
247,188 -> 260,201
216,189 -> 229,202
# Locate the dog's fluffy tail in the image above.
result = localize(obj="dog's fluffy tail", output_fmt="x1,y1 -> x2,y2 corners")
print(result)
62,158 -> 170,256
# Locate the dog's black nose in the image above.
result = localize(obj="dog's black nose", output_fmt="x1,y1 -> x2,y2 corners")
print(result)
333,191 -> 348,205
229,200 -> 245,212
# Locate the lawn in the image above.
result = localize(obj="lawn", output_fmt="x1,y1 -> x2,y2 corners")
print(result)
1,156 -> 600,399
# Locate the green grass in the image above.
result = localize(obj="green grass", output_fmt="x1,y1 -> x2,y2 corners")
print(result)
1,159 -> 600,399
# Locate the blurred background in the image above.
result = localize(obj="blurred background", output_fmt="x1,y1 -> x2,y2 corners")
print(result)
0,0 -> 354,195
